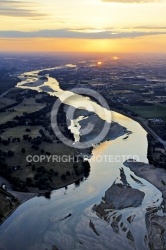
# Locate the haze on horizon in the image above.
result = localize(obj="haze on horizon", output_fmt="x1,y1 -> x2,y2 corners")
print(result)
0,0 -> 166,53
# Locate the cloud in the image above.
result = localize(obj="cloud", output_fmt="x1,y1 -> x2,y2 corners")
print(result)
0,29 -> 166,39
0,9 -> 45,17
133,26 -> 166,30
0,0 -> 46,18
102,0 -> 157,3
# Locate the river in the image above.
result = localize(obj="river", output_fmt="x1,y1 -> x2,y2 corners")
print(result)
0,66 -> 163,250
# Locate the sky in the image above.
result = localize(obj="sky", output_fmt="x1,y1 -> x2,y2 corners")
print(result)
0,0 -> 166,53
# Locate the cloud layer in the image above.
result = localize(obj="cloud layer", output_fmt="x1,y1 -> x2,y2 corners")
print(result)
0,0 -> 46,18
0,29 -> 165,39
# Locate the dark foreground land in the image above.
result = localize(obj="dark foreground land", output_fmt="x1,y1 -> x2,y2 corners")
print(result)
0,88 -> 91,193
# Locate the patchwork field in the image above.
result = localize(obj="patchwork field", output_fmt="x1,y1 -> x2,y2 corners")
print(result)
0,97 -> 16,109
0,98 -> 46,124
1,126 -> 42,139
126,105 -> 166,121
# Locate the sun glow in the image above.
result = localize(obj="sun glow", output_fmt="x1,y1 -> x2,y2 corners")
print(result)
112,56 -> 118,60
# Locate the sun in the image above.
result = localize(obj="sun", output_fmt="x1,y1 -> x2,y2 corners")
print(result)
97,61 -> 103,65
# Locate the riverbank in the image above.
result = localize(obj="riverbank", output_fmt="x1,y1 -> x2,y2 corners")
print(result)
93,182 -> 145,216
93,166 -> 145,221
124,160 -> 166,249
111,107 -> 166,147
0,176 -> 12,190
124,160 -> 166,211
0,188 -> 20,225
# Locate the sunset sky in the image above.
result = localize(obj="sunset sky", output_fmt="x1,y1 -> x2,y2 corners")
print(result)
0,0 -> 166,53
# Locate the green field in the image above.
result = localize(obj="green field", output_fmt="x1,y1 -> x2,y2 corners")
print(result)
1,126 -> 42,140
0,97 -> 16,109
0,98 -> 46,124
0,139 -> 81,189
127,105 -> 166,121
